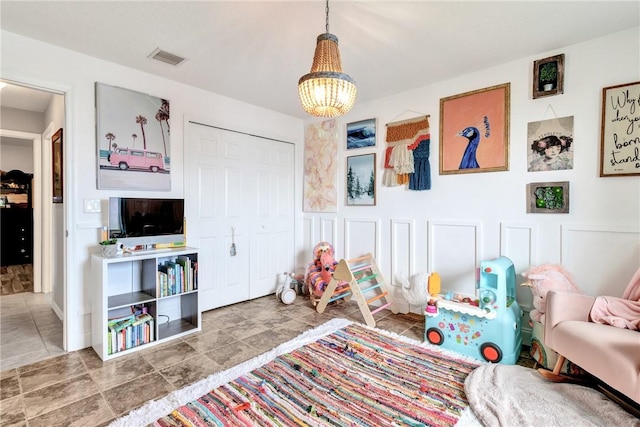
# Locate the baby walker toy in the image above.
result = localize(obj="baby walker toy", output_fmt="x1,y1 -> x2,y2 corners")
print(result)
425,256 -> 522,364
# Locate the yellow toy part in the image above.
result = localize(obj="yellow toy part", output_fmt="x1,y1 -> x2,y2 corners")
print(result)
428,272 -> 441,295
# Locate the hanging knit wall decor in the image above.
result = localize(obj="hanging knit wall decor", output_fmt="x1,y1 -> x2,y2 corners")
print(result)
384,115 -> 432,190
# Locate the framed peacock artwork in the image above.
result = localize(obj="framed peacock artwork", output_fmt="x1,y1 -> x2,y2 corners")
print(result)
439,83 -> 510,175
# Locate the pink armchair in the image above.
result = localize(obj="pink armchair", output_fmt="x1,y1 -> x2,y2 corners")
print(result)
542,273 -> 640,408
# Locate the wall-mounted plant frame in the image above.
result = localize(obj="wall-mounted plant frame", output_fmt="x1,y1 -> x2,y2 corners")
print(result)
346,118 -> 377,150
346,153 -> 376,206
526,181 -> 569,214
533,54 -> 564,99
599,80 -> 640,177
52,128 -> 63,203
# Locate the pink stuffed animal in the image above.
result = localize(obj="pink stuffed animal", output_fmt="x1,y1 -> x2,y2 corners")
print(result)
306,241 -> 339,298
319,251 -> 336,284
522,264 -> 580,324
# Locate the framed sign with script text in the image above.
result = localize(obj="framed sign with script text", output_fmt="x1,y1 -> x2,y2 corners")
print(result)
600,81 -> 640,177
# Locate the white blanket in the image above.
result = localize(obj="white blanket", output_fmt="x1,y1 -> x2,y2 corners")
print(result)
464,364 -> 639,427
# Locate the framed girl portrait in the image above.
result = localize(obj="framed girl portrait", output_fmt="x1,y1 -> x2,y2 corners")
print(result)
527,116 -> 574,172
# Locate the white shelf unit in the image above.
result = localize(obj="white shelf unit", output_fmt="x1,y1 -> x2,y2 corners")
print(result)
91,247 -> 200,361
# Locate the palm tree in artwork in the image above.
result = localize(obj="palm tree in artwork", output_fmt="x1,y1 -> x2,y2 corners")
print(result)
136,115 -> 148,150
160,99 -> 170,134
132,133 -> 137,147
155,110 -> 169,156
105,132 -> 116,152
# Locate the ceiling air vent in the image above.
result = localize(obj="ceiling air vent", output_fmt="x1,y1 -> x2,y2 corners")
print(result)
148,48 -> 186,66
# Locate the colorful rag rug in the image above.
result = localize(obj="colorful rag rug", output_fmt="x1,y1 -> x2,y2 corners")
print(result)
143,321 -> 478,426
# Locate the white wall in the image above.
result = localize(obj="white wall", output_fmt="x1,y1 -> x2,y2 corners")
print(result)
0,106 -> 42,173
302,27 -> 640,326
0,106 -> 44,134
1,30 -> 304,351
0,141 -> 33,173
2,26 -> 638,352
44,95 -> 66,312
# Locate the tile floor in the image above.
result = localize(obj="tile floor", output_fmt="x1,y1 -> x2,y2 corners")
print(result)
1,295 -> 533,426
0,292 -> 64,371
1,265 -> 33,296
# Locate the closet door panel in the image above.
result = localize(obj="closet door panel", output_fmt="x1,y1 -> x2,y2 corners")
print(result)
187,122 -> 294,309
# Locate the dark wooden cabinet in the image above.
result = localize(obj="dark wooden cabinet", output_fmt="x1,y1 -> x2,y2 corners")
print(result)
1,209 -> 33,266
1,170 -> 33,267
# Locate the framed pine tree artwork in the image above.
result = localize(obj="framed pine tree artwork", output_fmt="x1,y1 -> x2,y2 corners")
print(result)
346,153 -> 376,206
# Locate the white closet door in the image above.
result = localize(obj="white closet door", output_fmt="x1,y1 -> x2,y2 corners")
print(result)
250,138 -> 296,298
186,122 -> 295,311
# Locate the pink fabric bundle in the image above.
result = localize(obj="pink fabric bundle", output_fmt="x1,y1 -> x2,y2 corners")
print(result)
589,267 -> 640,330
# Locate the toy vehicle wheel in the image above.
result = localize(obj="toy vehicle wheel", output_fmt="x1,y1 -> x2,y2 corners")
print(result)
118,162 -> 128,170
150,166 -> 159,172
480,342 -> 502,363
426,327 -> 444,345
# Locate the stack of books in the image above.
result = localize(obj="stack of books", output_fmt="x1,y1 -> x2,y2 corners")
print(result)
107,312 -> 155,355
157,256 -> 198,297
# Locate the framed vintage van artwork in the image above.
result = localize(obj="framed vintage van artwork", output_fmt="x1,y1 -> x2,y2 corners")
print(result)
95,82 -> 171,191
599,80 -> 640,177
439,83 -> 510,175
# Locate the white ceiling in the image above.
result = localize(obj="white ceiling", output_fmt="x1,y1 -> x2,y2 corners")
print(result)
1,1 -> 638,119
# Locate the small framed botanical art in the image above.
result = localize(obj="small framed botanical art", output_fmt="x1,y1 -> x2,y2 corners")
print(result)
526,181 -> 569,214
346,153 -> 376,206
52,128 -> 63,203
439,83 -> 510,175
346,118 -> 376,150
533,54 -> 564,99
600,80 -> 640,177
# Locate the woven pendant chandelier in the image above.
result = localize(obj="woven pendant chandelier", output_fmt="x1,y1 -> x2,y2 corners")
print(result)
298,0 -> 356,117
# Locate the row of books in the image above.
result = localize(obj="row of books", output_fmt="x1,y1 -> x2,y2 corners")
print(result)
157,256 -> 198,297
107,312 -> 155,355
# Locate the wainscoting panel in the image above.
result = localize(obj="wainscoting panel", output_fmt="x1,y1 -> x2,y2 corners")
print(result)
500,222 -> 537,303
390,219 -> 414,313
320,217 -> 337,248
428,220 -> 482,295
344,218 -> 380,260
561,225 -> 640,296
300,217 -> 314,269
500,222 -> 538,345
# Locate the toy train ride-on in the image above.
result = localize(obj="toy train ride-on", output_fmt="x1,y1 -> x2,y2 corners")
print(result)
425,256 -> 523,364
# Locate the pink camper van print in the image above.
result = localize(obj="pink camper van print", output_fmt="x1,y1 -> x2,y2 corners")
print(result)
108,148 -> 164,172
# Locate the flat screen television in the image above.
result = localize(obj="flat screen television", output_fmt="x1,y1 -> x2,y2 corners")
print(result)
108,197 -> 185,247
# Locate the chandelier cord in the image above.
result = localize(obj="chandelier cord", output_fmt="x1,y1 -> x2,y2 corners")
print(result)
325,0 -> 330,34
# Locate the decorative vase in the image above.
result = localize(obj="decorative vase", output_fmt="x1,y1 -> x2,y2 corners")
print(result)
101,244 -> 117,257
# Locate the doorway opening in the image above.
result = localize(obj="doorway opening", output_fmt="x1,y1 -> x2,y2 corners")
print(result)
0,81 -> 66,369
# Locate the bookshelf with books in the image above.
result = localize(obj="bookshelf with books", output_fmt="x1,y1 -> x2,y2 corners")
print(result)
91,247 -> 200,360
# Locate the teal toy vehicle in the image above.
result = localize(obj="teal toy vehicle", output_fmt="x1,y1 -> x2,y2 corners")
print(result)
425,256 -> 523,364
